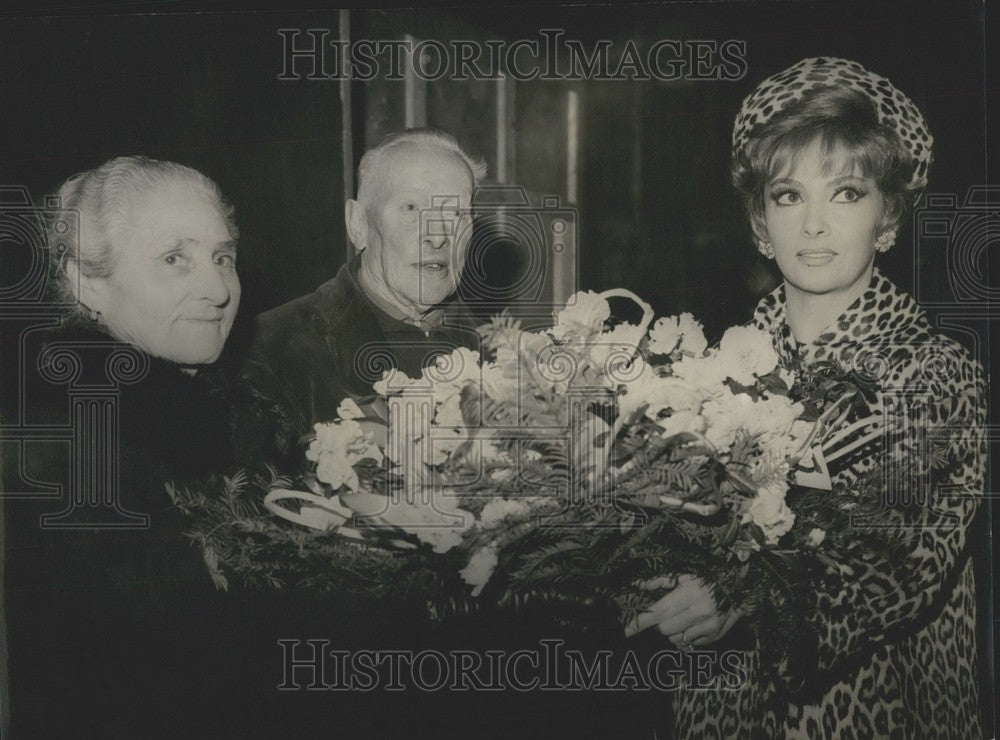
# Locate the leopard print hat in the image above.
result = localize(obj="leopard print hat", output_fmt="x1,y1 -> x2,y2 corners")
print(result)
732,57 -> 933,191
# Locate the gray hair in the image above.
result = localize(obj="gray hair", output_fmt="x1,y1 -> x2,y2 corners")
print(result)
49,155 -> 237,317
355,128 -> 487,205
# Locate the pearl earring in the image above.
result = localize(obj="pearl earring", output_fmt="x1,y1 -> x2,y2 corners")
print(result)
756,238 -> 775,259
874,229 -> 897,252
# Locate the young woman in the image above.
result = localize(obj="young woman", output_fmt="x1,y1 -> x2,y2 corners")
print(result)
630,58 -> 986,738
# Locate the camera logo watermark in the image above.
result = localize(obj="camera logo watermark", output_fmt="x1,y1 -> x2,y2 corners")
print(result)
914,187 -> 998,306
908,185 -> 998,508
0,185 -> 149,528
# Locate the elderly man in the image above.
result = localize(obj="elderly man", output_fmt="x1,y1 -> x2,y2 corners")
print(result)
246,128 -> 486,438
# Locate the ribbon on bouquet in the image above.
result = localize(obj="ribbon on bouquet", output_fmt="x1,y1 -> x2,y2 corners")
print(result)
793,413 -> 887,491
264,488 -> 363,538
794,446 -> 833,490
265,488 -> 459,550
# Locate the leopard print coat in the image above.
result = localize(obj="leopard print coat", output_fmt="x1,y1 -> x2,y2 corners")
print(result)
673,269 -> 986,739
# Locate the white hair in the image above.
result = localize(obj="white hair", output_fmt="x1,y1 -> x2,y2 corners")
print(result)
49,155 -> 237,315
355,128 -> 487,205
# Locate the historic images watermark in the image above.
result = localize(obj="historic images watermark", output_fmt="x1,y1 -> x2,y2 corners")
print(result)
278,29 -> 748,82
277,638 -> 750,692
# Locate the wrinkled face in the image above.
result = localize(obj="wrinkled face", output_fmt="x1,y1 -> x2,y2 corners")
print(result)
85,181 -> 240,365
353,144 -> 474,317
761,136 -> 886,303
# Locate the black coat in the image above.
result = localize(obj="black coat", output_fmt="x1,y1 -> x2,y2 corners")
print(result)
2,315 -> 666,738
0,324 -> 343,737
2,325 -> 636,740
243,255 -> 482,440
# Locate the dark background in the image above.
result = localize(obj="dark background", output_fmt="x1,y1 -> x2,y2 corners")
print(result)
0,0 -> 993,736
0,1 -> 989,330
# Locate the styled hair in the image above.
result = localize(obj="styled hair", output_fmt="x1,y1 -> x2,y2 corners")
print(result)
355,127 -> 487,205
731,85 -> 919,236
49,156 -> 237,316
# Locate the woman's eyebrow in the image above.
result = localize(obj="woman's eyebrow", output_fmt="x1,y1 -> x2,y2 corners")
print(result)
829,173 -> 870,183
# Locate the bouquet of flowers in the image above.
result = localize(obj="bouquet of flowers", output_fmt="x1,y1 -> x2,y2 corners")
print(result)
171,288 -> 904,637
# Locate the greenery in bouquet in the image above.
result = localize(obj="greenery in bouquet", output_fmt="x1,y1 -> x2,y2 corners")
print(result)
169,288 -> 910,639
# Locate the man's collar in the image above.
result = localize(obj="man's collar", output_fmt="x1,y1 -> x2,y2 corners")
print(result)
351,254 -> 448,333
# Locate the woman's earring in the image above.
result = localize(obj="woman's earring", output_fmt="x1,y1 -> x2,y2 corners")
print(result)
874,229 -> 897,253
756,238 -> 775,259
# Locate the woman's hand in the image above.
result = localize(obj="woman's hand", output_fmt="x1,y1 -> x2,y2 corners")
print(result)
624,574 -> 743,649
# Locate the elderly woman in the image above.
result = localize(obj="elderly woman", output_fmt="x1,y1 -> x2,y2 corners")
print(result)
629,58 -> 986,738
1,157 -> 291,736
59,157 -> 241,364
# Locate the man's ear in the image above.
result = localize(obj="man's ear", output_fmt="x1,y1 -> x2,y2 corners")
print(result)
344,199 -> 367,252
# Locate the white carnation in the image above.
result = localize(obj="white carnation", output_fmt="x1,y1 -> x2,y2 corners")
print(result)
647,313 -> 708,356
460,543 -> 499,596
373,368 -> 421,397
657,410 -> 707,439
379,489 -> 473,554
307,420 -> 384,491
716,325 -> 780,386
588,322 -> 642,384
701,392 -> 756,452
551,291 -> 610,341
806,528 -> 826,547
619,365 -> 703,420
744,477 -> 795,545
479,498 -> 533,527
336,397 -> 365,420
